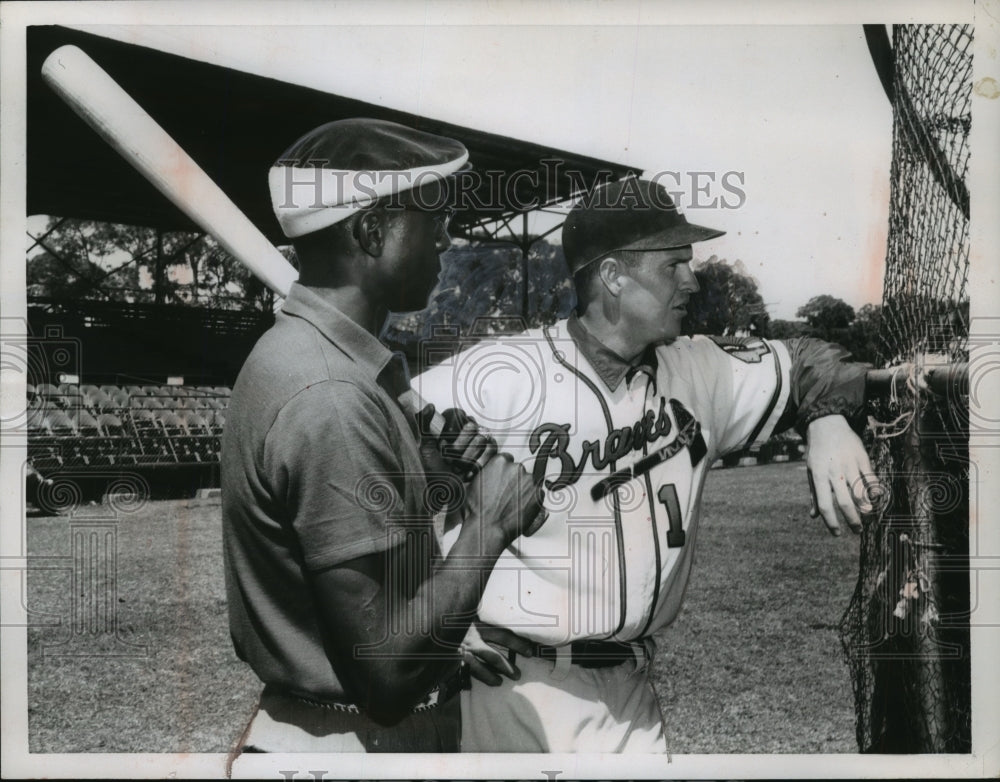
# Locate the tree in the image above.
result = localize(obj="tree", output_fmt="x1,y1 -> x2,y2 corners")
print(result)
26,217 -> 271,310
382,238 -> 575,361
684,256 -> 770,337
796,295 -> 855,333
784,296 -> 881,364
843,303 -> 882,365
27,219 -> 141,300
768,319 -> 810,340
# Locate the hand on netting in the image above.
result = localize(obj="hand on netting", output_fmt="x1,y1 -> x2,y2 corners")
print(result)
805,414 -> 881,536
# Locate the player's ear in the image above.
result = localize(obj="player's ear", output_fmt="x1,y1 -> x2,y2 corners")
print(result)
353,208 -> 387,258
597,256 -> 625,296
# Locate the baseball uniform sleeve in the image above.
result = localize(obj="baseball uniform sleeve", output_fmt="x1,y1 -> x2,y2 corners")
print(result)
690,334 -> 869,455
689,335 -> 793,455
262,379 -> 409,570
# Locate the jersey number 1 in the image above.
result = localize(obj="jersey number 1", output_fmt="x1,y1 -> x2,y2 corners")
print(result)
657,484 -> 686,548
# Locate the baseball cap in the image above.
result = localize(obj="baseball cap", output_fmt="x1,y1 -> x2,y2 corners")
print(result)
562,177 -> 725,273
269,118 -> 469,238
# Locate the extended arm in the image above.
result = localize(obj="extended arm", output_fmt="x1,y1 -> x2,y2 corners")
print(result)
778,337 -> 877,535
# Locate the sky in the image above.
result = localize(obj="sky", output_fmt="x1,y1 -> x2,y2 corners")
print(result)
57,20 -> 896,321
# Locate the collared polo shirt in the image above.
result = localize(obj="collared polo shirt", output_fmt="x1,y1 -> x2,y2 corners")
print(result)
221,282 -> 431,701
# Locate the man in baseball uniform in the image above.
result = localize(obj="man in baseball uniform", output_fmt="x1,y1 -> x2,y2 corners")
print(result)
415,176 -> 877,752
222,118 -> 541,758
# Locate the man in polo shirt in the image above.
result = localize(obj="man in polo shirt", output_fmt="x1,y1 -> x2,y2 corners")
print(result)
222,118 -> 542,756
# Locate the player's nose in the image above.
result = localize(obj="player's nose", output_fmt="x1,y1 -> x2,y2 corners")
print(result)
678,262 -> 700,293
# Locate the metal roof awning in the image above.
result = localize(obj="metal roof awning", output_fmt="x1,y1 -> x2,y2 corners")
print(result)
27,25 -> 636,250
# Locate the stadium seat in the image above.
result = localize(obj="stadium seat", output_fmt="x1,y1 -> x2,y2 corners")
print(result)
58,383 -> 80,396
98,413 -> 124,434
156,411 -> 186,435
77,410 -> 101,435
131,407 -> 153,421
213,386 -> 231,397
209,410 -> 226,431
140,396 -> 165,410
155,414 -> 187,462
83,389 -> 112,411
92,413 -> 125,465
37,383 -> 60,397
179,410 -> 208,432
127,409 -> 168,464
130,408 -> 158,431
46,410 -> 78,436
172,417 -> 205,461
74,411 -> 103,465
50,394 -> 75,410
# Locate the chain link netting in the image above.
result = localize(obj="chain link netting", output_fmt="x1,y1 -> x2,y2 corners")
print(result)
839,25 -> 972,753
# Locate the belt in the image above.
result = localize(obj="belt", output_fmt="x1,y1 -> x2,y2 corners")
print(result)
275,663 -> 469,715
530,639 -> 649,669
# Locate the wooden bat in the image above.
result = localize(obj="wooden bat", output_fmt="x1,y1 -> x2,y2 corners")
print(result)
40,44 -> 444,437
41,45 -> 299,302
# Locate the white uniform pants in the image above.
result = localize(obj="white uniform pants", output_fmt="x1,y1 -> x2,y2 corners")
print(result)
460,646 -> 667,753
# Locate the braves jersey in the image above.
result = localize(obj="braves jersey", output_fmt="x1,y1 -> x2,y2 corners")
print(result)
414,319 -> 792,646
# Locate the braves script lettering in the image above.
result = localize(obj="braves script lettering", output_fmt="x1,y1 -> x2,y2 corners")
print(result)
529,397 -> 700,491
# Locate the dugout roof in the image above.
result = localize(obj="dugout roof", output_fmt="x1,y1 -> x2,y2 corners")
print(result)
26,26 -> 635,249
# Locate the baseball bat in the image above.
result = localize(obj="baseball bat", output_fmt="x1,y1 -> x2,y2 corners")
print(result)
41,45 -> 299,301
40,45 -> 444,438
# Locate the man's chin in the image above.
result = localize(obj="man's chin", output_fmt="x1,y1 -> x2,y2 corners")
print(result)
659,326 -> 683,344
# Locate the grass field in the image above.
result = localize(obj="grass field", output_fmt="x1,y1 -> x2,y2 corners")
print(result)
25,462 -> 861,754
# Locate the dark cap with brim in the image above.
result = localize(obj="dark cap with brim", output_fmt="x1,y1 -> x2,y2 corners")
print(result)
562,177 -> 725,273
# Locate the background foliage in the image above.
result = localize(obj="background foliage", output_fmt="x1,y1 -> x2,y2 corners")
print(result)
28,218 -> 882,363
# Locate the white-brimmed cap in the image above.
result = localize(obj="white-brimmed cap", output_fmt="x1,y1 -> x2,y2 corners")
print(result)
269,118 -> 469,238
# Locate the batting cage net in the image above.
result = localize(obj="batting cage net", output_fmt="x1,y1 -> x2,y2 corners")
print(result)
839,25 -> 972,753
